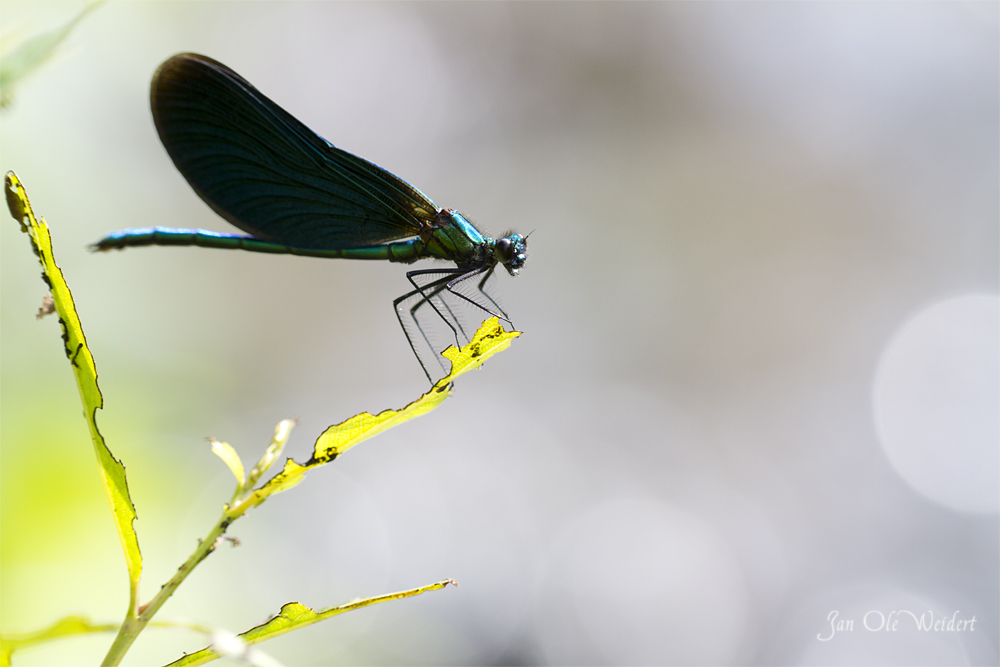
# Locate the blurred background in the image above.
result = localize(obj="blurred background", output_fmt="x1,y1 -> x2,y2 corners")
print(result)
1,2 -> 997,665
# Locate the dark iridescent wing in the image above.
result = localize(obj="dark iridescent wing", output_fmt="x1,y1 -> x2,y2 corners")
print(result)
151,53 -> 439,250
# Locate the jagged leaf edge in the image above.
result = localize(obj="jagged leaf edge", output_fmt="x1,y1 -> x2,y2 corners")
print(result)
4,172 -> 142,592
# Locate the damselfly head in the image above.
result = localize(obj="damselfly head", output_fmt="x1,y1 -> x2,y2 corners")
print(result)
494,233 -> 527,276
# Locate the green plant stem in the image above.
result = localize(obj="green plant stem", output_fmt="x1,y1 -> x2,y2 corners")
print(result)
100,503 -> 246,667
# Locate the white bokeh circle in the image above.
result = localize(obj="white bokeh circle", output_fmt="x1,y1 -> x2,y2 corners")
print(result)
873,294 -> 999,513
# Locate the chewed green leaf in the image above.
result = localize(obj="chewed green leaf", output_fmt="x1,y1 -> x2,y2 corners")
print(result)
309,385 -> 449,462
208,438 -> 244,487
0,1 -> 104,108
4,172 -> 142,599
237,318 -> 519,511
440,316 -> 520,381
310,316 -> 517,461
162,580 -> 457,667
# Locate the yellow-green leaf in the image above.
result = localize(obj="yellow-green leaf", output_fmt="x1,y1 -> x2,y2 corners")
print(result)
162,580 -> 457,667
235,317 -> 519,512
312,315 -> 518,461
309,382 -> 450,462
208,439 -> 244,487
4,172 -> 142,602
439,315 -> 521,382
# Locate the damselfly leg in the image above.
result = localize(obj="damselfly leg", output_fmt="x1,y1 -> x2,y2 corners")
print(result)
395,266 -> 512,384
